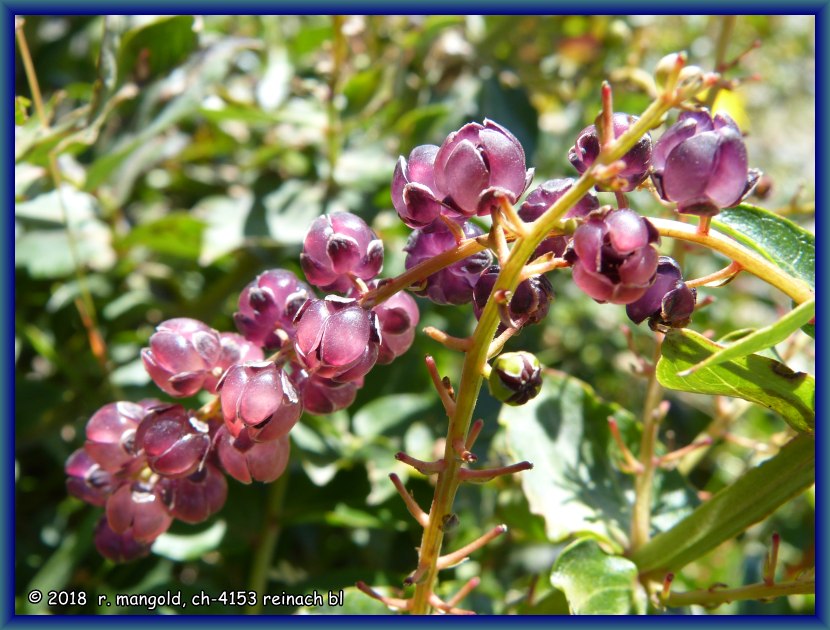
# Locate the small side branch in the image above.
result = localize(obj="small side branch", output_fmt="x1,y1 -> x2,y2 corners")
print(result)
459,461 -> 533,483
395,452 -> 446,476
355,581 -> 411,611
425,355 -> 456,417
389,473 -> 429,528
436,524 -> 508,570
423,326 -> 472,352
686,261 -> 743,288
428,593 -> 475,615
447,576 -> 481,608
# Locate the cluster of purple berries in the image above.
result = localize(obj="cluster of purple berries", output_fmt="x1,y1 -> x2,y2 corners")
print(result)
67,104 -> 757,561
67,212 -> 421,561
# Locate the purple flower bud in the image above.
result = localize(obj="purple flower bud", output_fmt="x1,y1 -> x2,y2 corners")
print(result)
392,145 -> 449,228
234,270 -> 313,351
294,296 -> 380,382
135,404 -> 211,478
215,426 -> 290,484
66,448 -> 115,506
218,362 -> 301,442
105,480 -> 172,543
404,219 -> 493,305
652,109 -> 760,216
433,119 -> 534,217
161,463 -> 228,524
366,284 -> 420,364
568,113 -> 652,192
488,351 -> 543,406
473,265 -> 554,331
300,213 -> 384,292
626,256 -> 697,329
518,178 -> 600,257
93,517 -> 152,563
566,208 -> 660,305
141,318 -> 222,397
292,367 -> 361,415
84,401 -> 151,472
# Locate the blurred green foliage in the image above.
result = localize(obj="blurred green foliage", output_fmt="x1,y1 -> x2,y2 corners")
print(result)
15,15 -> 814,615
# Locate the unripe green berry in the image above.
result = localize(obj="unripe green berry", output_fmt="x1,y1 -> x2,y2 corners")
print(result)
488,351 -> 543,406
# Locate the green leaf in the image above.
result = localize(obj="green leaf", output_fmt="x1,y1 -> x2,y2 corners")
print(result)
713,204 -> 815,289
500,370 -> 698,545
15,95 -> 31,125
297,586 -> 393,614
352,393 -> 433,439
680,299 -> 815,375
551,538 -> 643,615
117,16 -> 198,83
631,433 -> 814,578
122,213 -> 205,259
657,328 -> 814,434
151,520 -> 226,562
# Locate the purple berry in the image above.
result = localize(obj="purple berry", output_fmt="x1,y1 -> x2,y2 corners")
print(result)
518,178 -> 600,258
404,219 -> 492,305
105,480 -> 172,543
161,463 -> 228,524
433,119 -> 534,217
626,256 -> 697,329
292,368 -> 361,415
566,208 -> 660,305
473,265 -> 554,330
367,284 -> 420,364
568,113 -> 652,192
651,109 -> 760,216
141,318 -> 222,397
293,296 -> 380,382
215,426 -> 291,484
234,270 -> 313,351
135,404 -> 211,478
300,213 -> 384,293
94,517 -> 152,563
83,401 -> 150,472
218,361 -> 302,441
392,145 -> 447,228
65,448 -> 115,506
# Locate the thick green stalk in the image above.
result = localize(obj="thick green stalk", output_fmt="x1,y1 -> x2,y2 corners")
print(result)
665,578 -> 814,608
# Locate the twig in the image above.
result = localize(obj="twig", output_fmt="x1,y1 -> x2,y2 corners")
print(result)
436,525 -> 507,569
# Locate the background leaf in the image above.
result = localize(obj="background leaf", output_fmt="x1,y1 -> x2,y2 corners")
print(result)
551,538 -> 643,615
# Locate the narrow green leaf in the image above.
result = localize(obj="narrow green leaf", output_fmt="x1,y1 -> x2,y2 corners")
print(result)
117,16 -> 198,83
681,299 -> 815,375
122,213 -> 205,259
551,538 -> 643,615
352,393 -> 433,439
657,329 -> 814,433
713,203 -> 815,289
631,433 -> 814,578
151,520 -> 226,562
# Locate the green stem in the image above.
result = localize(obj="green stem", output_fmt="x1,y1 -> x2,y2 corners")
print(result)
247,472 -> 290,614
705,15 -> 737,110
630,337 -> 664,551
665,578 -> 813,609
650,218 -> 814,305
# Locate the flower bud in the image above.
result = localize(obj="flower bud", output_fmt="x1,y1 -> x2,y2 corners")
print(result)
392,145 -> 446,228
488,351 -> 543,406
568,113 -> 652,192
473,265 -> 554,330
433,119 -> 534,217
135,404 -> 211,478
652,108 -> 760,216
626,256 -> 697,329
141,318 -> 221,397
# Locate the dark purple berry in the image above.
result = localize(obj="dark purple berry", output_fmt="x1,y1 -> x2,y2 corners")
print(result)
473,265 -> 554,330
234,270 -> 313,351
652,109 -> 760,216
566,208 -> 660,305
218,361 -> 302,441
135,404 -> 211,478
626,256 -> 697,329
94,517 -> 151,563
433,119 -> 534,217
404,219 -> 492,305
568,113 -> 652,192
293,296 -> 380,382
141,318 -> 222,397
369,285 -> 420,364
215,426 -> 290,484
300,213 -> 383,292
161,463 -> 228,524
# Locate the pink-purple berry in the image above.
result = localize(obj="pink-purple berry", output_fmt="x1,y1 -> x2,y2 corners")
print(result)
234,270 -> 313,350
